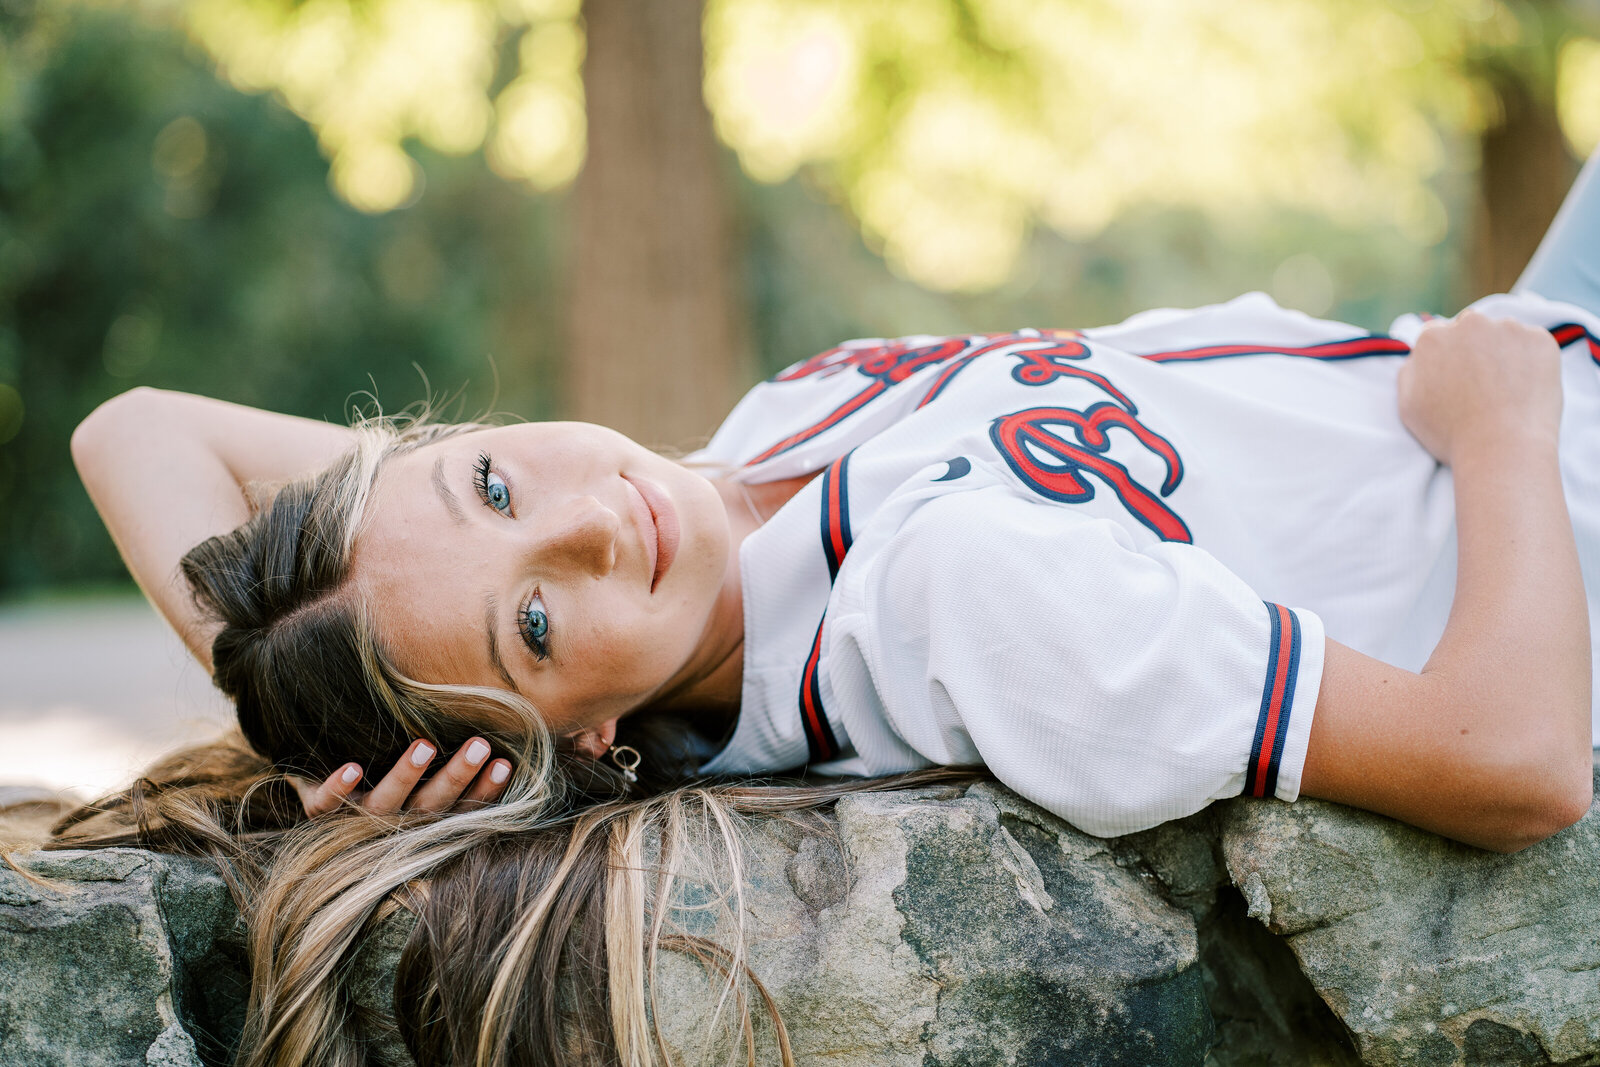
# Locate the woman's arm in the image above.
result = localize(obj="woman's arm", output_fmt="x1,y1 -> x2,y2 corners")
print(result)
71,387 -> 357,672
1300,312 -> 1594,852
72,388 -> 512,815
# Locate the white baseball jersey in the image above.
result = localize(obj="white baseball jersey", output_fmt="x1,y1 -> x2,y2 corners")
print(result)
690,291 -> 1600,837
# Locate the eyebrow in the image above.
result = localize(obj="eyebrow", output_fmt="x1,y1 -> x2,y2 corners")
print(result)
484,594 -> 520,691
431,454 -> 466,526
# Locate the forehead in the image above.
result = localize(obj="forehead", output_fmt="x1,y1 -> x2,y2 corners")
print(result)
359,436 -> 457,542
377,431 -> 471,501
351,433 -> 492,683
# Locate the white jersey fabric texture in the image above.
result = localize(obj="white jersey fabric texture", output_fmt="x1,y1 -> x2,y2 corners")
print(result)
690,291 -> 1600,838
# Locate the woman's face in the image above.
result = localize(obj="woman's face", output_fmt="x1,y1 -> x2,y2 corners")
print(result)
352,422 -> 737,748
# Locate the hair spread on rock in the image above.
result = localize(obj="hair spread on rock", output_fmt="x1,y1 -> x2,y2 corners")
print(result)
36,411 -> 976,1067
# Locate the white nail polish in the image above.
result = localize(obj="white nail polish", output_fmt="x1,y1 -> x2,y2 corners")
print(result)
411,743 -> 434,767
341,765 -> 360,785
490,762 -> 510,784
465,740 -> 490,766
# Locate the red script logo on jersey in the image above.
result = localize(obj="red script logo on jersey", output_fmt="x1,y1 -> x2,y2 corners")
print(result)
990,403 -> 1192,543
747,337 -> 980,465
751,330 -> 1092,466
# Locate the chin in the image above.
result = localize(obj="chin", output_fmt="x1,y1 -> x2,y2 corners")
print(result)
685,473 -> 732,551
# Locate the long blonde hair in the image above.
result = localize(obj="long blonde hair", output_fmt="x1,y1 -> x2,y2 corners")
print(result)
42,413 -> 978,1066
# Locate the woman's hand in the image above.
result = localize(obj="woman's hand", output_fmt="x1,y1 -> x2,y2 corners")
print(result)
1397,309 -> 1563,465
1304,309 -> 1591,852
294,737 -> 513,818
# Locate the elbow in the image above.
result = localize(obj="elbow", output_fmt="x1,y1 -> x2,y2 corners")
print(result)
72,387 -> 160,469
1528,764 -> 1594,846
1486,754 -> 1593,854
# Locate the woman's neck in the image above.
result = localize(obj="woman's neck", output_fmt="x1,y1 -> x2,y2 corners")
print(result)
733,473 -> 818,527
656,471 -> 818,718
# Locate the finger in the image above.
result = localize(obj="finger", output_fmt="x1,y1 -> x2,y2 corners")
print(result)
458,759 -> 513,809
362,740 -> 436,814
407,738 -> 494,812
299,763 -> 363,818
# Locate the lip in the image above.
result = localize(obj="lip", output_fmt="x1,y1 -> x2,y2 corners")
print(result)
623,474 -> 679,594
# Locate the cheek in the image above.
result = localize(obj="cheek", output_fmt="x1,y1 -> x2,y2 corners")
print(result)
586,607 -> 687,675
561,596 -> 698,702
666,498 -> 731,608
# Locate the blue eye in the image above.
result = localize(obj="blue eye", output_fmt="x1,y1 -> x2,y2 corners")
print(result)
524,609 -> 548,640
520,594 -> 550,660
485,473 -> 510,511
474,453 -> 512,514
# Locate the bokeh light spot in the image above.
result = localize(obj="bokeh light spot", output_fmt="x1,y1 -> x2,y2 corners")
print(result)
152,116 -> 209,180
331,141 -> 424,213
489,79 -> 585,191
705,0 -> 856,183
186,0 -> 502,213
1558,38 -> 1600,157
103,311 -> 163,379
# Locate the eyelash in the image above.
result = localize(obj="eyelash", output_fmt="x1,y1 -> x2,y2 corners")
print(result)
519,593 -> 551,662
473,452 -> 511,514
472,452 -> 551,662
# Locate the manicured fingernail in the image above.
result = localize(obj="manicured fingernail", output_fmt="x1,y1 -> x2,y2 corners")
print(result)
341,765 -> 361,785
465,739 -> 490,766
411,742 -> 435,767
490,761 -> 510,784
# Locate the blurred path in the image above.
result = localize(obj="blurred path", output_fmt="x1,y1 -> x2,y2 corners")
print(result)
0,595 -> 233,800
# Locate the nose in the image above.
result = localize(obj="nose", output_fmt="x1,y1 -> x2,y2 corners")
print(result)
533,495 -> 620,577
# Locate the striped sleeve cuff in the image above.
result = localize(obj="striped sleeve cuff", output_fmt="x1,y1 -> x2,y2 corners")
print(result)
1241,602 -> 1324,803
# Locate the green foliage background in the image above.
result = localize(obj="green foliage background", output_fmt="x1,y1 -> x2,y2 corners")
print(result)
0,0 -> 1466,595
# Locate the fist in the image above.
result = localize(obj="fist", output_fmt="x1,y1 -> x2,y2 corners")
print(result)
1396,310 -> 1562,465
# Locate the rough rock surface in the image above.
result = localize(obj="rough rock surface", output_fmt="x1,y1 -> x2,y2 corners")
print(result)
650,782 -> 1211,1065
1219,771 -> 1600,1067
3,767 -> 1599,1066
0,849 -> 247,1067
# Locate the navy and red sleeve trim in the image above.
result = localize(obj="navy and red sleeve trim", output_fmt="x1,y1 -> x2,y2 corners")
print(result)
1243,602 -> 1303,799
799,452 -> 853,763
799,621 -> 840,763
820,454 -> 854,582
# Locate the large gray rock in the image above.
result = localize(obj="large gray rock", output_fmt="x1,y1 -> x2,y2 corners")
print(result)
6,773 -> 1600,1067
649,782 -> 1211,1065
347,783 -> 1214,1066
1113,810 -> 1365,1067
0,848 -> 246,1067
2,786 -> 1211,1066
1218,763 -> 1600,1067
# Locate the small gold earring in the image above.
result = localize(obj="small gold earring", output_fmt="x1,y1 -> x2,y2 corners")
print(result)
607,744 -> 641,783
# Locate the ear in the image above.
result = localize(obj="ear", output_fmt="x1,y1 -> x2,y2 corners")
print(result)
567,718 -> 619,760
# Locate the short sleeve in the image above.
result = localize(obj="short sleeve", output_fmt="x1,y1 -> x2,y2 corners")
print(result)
825,485 -> 1325,837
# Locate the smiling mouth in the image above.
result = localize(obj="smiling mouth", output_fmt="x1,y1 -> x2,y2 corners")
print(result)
624,475 -> 679,594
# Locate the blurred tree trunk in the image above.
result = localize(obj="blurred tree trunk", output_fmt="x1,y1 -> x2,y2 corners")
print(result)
566,0 -> 748,449
1470,65 -> 1577,299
